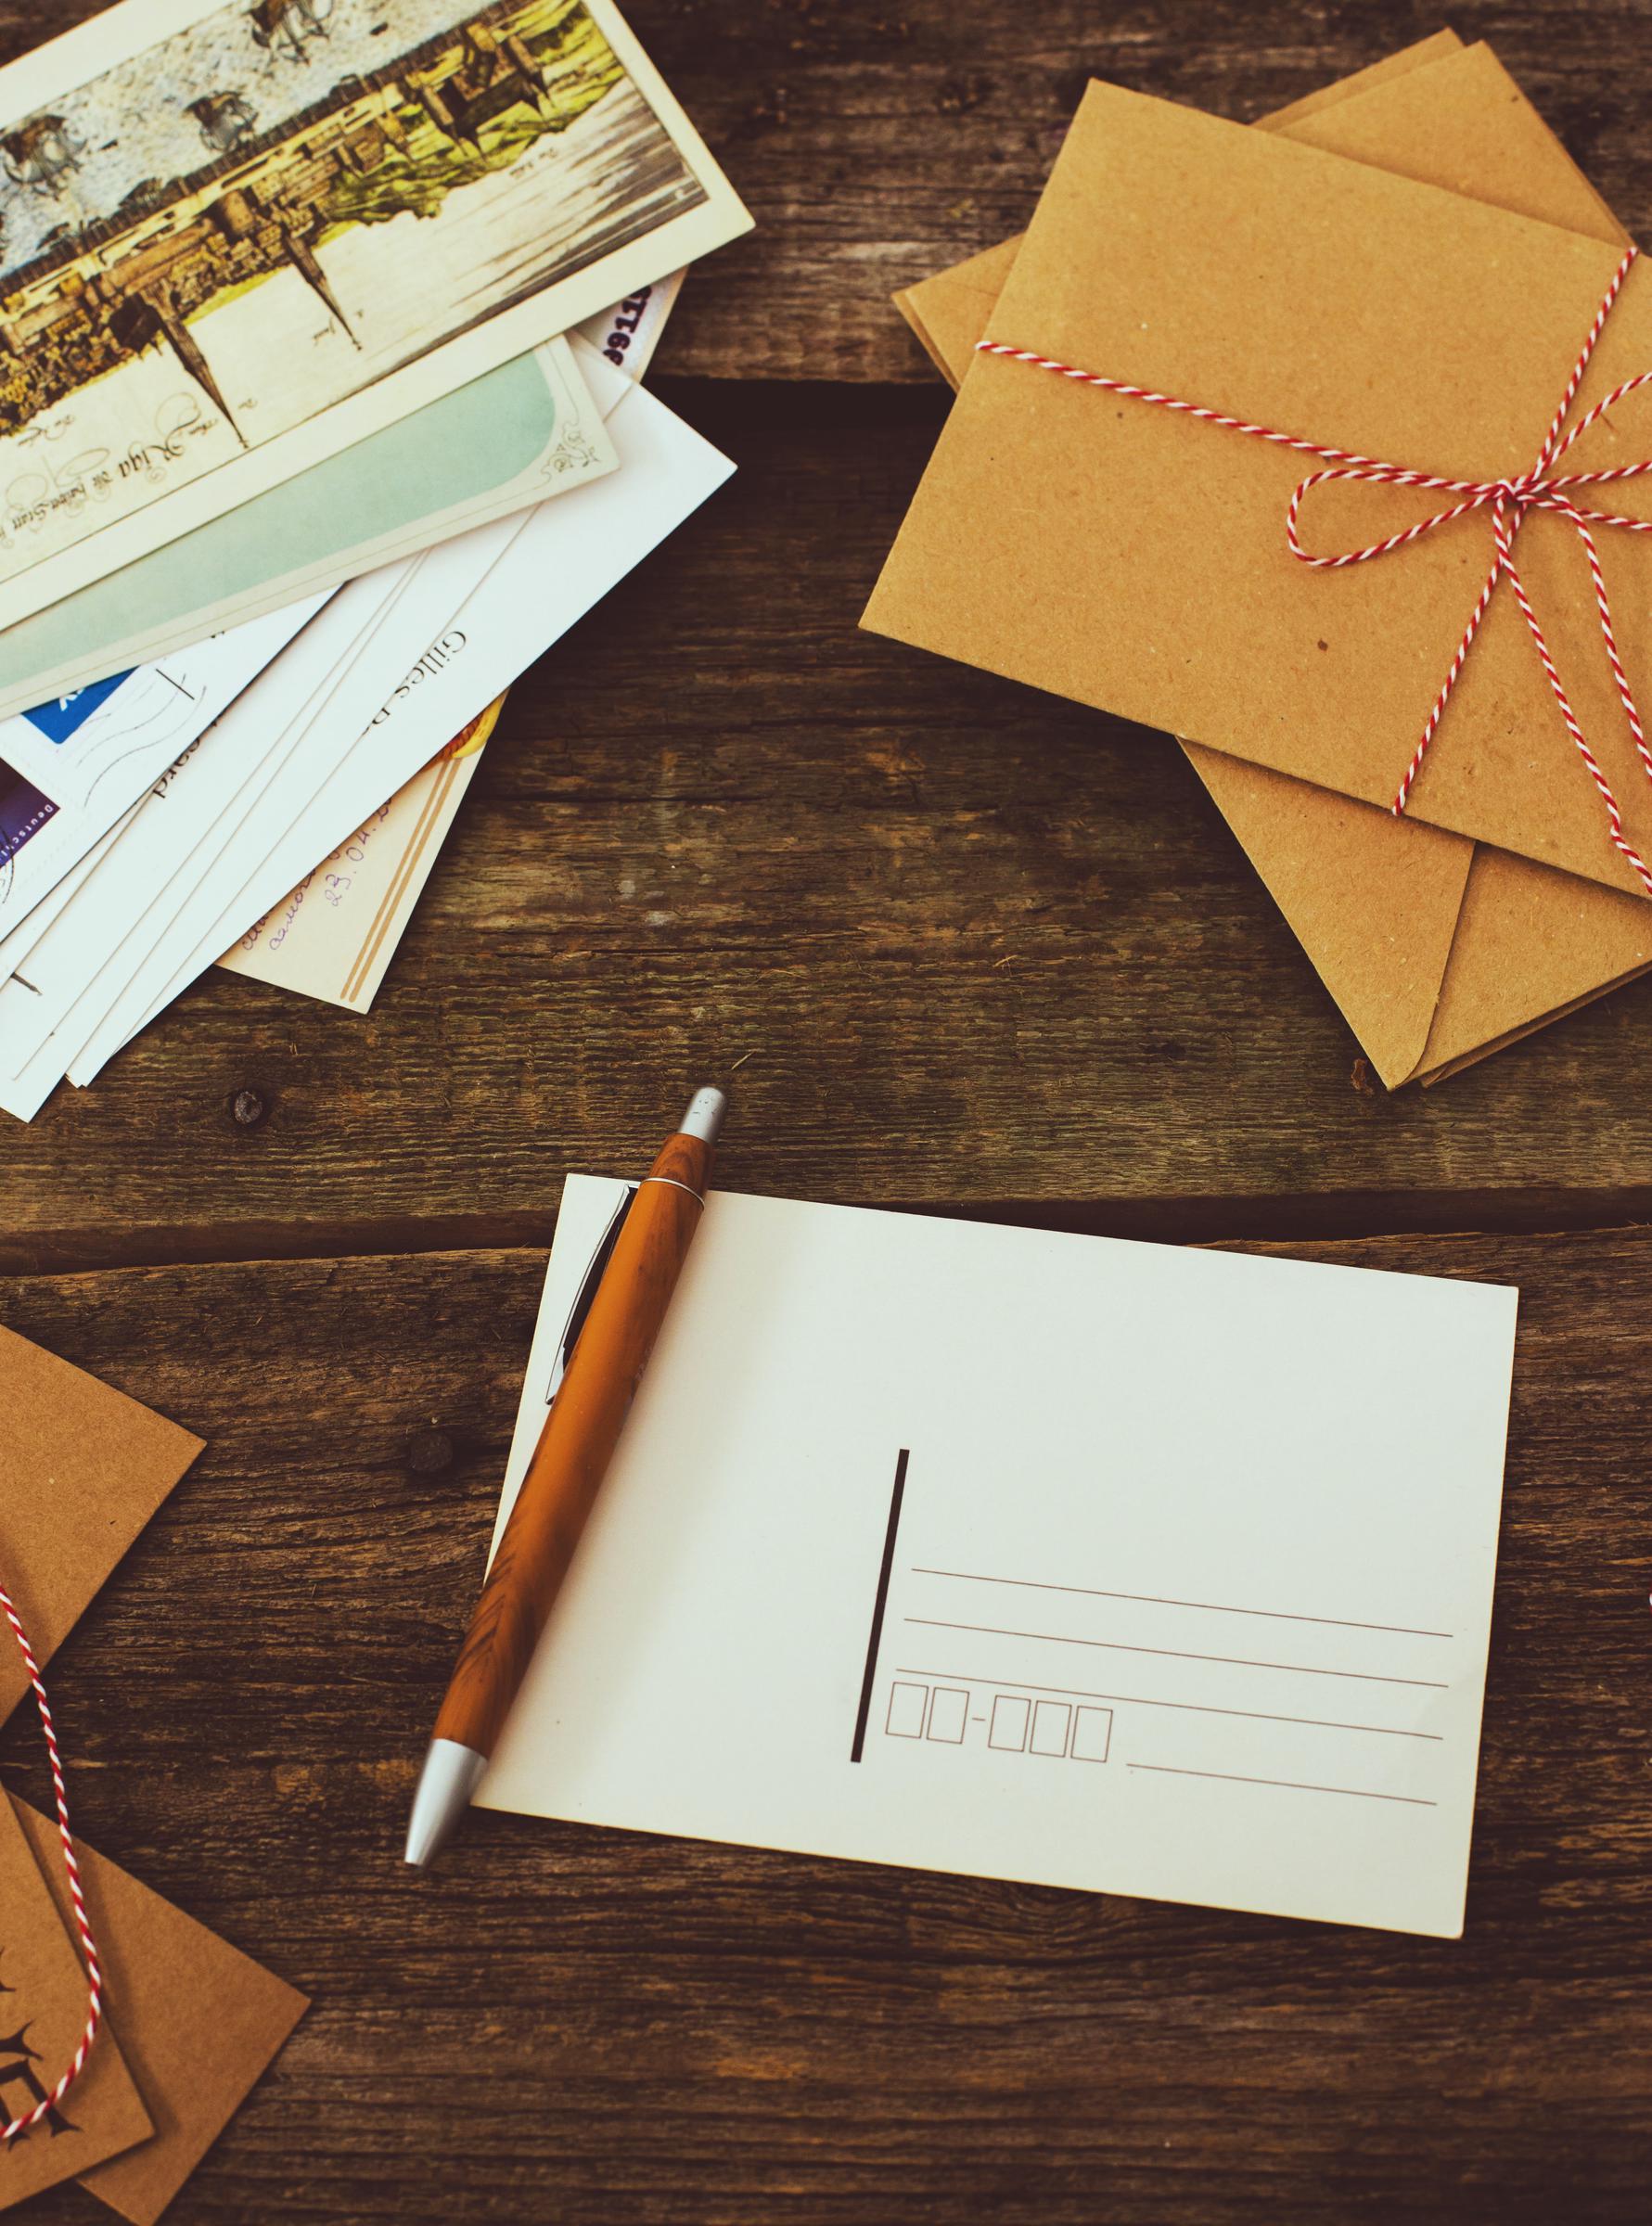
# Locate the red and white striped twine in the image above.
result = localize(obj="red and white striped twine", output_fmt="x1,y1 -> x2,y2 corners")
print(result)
0,1575 -> 102,2142
978,244 -> 1652,895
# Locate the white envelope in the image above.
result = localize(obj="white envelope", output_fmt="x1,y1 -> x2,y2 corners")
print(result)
85,352 -> 734,1081
0,598 -> 323,939
0,810 -> 132,987
0,565 -> 416,1118
219,280 -> 692,1014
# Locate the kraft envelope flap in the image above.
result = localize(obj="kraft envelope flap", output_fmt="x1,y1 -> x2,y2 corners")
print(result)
1415,844 -> 1652,1077
0,1325 -> 203,1729
891,41 -> 1651,1083
865,77 -> 1652,902
1268,43 -> 1626,240
0,1797 -> 152,2209
891,30 -> 1469,379
1261,28 -> 1465,122
1178,743 -> 1471,1081
896,237 -> 1022,385
11,1798 -> 307,2226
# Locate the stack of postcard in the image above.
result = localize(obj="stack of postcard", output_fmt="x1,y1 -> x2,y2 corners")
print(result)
867,34 -> 1652,1087
0,0 -> 750,1121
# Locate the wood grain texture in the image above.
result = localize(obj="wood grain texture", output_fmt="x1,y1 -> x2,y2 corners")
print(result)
0,4 -> 1647,2220
583,0 -> 1652,380
0,4 -> 1647,390
3,388 -> 1652,1266
0,1230 -> 1646,2226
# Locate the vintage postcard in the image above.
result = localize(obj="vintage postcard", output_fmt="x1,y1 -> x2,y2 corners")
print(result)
217,692 -> 504,1009
79,358 -> 733,1083
0,275 -> 660,724
215,282 -> 685,1013
0,335 -> 612,722
0,0 -> 749,626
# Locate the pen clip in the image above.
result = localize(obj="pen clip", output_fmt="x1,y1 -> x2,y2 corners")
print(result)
544,1183 -> 637,1405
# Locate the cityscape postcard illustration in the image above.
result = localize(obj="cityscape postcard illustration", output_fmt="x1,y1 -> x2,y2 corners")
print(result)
0,0 -> 749,621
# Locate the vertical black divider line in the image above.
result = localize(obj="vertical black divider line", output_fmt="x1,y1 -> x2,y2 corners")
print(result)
850,1448 -> 910,1762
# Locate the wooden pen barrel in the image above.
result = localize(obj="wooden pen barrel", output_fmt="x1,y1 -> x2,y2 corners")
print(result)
433,1128 -> 712,1759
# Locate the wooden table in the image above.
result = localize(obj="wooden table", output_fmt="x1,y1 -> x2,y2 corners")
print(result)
6,4 -> 1651,2220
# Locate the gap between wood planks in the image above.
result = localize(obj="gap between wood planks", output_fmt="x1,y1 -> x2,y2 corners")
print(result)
3,1193 -> 1652,1279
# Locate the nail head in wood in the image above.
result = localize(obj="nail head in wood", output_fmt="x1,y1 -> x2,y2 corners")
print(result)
407,1429 -> 456,1477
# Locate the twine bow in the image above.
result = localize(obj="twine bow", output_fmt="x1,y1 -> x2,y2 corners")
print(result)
978,244 -> 1652,893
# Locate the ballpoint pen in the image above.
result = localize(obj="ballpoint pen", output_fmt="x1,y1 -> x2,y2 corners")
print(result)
404,1084 -> 725,1866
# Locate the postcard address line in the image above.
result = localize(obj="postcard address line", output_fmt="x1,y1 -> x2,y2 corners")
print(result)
910,1566 -> 1454,1640
903,1617 -> 1451,1690
893,1666 -> 1443,1742
891,1657 -> 1444,1804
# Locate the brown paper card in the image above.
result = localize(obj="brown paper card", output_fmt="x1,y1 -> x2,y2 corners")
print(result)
1271,44 -> 1625,240
1263,28 -> 1466,124
11,1799 -> 307,2226
0,1796 -> 152,2207
1174,740 -> 1474,1075
893,52 -> 1481,1082
888,41 -> 1652,1081
0,1325 -> 203,1729
895,237 -> 1021,386
890,31 -> 1469,380
1417,843 -> 1652,1073
864,72 -> 1652,900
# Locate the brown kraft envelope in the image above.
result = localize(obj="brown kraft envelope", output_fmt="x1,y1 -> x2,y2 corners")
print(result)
865,58 -> 1652,1077
891,33 -> 1469,385
11,1797 -> 308,2226
0,1795 -> 153,2209
0,1324 -> 203,1727
0,1331 -> 305,2218
894,35 -> 1652,1087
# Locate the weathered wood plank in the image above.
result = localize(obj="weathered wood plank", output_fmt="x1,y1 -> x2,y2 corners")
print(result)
576,0 -> 1652,379
1,4 -> 1647,386
3,1226 -> 1648,2225
0,3 -> 1644,2216
1,388 -> 1652,1267
663,0 -> 1652,380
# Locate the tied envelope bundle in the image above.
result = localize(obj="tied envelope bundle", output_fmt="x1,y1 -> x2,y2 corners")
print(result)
866,34 -> 1652,1087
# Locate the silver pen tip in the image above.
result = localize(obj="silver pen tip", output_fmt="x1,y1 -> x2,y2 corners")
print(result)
678,1085 -> 726,1145
404,1739 -> 490,1868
